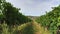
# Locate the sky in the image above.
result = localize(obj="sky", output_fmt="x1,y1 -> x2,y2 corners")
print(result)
6,0 -> 60,16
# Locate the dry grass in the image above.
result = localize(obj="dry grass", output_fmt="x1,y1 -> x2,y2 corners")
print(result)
19,21 -> 51,34
0,20 -> 51,34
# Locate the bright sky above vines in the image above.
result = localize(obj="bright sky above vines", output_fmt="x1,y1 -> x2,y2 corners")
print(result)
6,0 -> 60,16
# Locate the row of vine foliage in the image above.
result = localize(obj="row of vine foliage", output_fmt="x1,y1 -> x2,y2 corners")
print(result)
36,5 -> 60,34
0,0 -> 32,26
